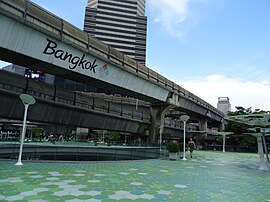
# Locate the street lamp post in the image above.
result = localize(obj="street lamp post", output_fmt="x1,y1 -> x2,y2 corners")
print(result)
180,115 -> 190,160
214,132 -> 233,152
159,127 -> 162,151
15,94 -> 35,166
159,125 -> 163,151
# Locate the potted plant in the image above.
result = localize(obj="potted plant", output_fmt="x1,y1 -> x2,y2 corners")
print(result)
166,142 -> 180,160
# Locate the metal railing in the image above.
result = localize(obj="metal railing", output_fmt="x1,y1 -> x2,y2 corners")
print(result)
0,70 -> 214,133
0,70 -> 151,122
0,141 -> 163,161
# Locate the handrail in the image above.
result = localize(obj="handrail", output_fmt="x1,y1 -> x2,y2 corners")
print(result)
0,0 -> 223,117
0,70 -> 151,122
0,70 -> 208,131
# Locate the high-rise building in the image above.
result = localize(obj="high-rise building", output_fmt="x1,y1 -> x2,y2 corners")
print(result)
217,97 -> 231,114
84,0 -> 147,65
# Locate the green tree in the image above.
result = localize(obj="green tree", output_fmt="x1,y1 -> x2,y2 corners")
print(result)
225,106 -> 269,148
31,128 -> 42,138
111,131 -> 120,140
226,106 -> 250,134
239,135 -> 257,147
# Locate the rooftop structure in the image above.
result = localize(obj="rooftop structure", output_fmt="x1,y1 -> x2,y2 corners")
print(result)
217,97 -> 231,114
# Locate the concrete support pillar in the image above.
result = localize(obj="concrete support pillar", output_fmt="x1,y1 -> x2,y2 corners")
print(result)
198,118 -> 208,146
148,105 -> 174,146
148,107 -> 161,146
76,127 -> 89,141
219,121 -> 225,131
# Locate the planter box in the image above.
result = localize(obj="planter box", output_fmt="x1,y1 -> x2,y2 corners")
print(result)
169,152 -> 178,160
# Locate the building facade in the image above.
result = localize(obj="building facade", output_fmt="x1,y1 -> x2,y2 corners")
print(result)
84,0 -> 147,65
217,97 -> 231,114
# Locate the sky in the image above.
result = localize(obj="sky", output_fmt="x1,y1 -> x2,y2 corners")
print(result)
1,0 -> 270,111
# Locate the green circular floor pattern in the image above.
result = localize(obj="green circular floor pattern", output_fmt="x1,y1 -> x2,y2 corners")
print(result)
0,151 -> 270,202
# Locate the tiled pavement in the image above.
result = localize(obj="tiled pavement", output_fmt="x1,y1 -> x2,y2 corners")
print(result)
0,150 -> 270,202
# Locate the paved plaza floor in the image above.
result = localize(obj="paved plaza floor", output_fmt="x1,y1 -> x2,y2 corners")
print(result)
0,150 -> 270,202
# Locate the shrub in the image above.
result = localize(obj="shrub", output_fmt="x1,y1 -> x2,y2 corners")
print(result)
166,142 -> 180,153
179,142 -> 184,151
179,142 -> 188,151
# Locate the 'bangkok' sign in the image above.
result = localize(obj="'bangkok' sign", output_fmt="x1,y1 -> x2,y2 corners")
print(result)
42,38 -> 97,73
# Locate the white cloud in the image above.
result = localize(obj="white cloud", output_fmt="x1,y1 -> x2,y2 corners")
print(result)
178,74 -> 270,111
147,0 -> 210,39
148,0 -> 190,39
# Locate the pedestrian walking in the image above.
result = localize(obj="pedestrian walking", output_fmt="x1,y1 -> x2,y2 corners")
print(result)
188,138 -> 196,158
